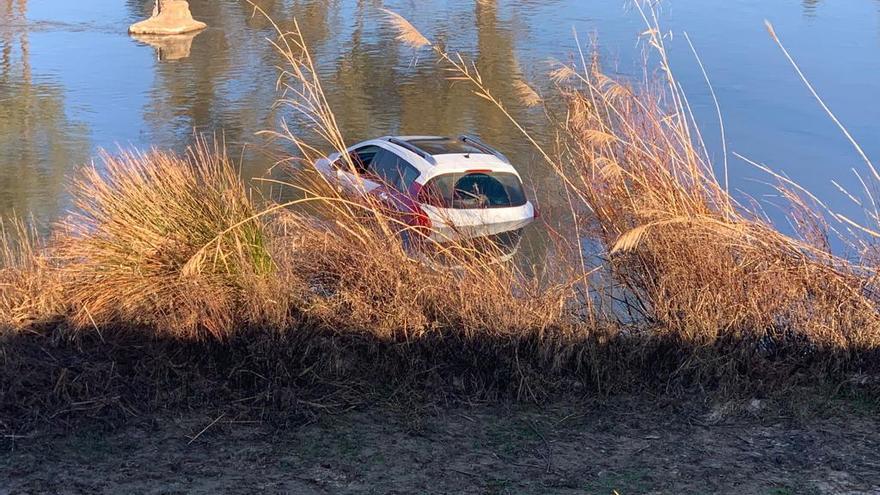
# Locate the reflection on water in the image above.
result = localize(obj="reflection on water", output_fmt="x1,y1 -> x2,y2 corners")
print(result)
0,0 -> 88,225
130,30 -> 202,61
802,0 -> 821,17
2,0 -> 880,238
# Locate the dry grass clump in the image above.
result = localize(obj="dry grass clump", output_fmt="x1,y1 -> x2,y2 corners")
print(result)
0,219 -> 62,329
58,141 -> 283,340
554,46 -> 880,353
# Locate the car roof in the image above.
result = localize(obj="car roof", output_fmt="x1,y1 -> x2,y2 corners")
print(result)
397,136 -> 485,156
350,135 -> 519,179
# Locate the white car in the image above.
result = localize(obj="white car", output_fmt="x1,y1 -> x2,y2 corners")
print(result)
313,135 -> 537,243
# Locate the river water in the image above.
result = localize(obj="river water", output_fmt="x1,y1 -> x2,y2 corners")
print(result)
2,0 -> 880,239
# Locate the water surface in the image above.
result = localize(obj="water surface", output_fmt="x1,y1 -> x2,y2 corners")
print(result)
2,0 -> 880,239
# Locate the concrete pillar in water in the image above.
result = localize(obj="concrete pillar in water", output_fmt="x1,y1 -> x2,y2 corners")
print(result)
128,0 -> 207,35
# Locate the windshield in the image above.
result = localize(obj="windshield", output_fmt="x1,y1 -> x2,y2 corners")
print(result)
419,171 -> 527,209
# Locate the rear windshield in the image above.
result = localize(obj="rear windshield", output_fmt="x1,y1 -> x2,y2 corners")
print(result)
420,172 -> 527,209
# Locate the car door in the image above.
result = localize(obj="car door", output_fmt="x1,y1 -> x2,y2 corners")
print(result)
332,145 -> 384,194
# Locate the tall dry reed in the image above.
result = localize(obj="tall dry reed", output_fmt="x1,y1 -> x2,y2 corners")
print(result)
561,69 -> 880,351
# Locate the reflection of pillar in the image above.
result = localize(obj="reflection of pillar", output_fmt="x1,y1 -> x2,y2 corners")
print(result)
475,0 -> 517,141
131,31 -> 201,61
18,0 -> 29,85
801,0 -> 820,16
1,1 -> 11,76
1,0 -> 29,83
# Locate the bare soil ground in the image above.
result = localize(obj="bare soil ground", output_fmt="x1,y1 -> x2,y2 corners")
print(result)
2,398 -> 879,494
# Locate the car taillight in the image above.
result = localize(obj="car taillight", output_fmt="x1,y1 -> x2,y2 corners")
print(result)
414,208 -> 432,230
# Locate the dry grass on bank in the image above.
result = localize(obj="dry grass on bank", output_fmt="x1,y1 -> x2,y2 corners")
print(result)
0,219 -> 62,328
1,4 -> 880,427
57,142 -> 282,340
270,203 -> 571,341
558,50 -> 880,353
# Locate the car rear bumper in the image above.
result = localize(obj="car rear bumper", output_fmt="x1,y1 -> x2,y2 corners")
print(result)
422,202 -> 535,242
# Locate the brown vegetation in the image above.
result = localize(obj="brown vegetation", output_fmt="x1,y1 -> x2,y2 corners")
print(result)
0,218 -> 61,328
559,46 -> 880,354
57,143 -> 279,340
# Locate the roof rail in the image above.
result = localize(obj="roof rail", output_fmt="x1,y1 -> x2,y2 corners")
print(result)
387,137 -> 436,164
459,134 -> 510,163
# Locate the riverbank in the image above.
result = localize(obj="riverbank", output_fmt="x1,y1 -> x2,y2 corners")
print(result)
3,316 -> 879,493
3,394 -> 878,494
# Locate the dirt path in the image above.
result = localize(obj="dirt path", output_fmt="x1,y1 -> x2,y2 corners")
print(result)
2,399 -> 879,494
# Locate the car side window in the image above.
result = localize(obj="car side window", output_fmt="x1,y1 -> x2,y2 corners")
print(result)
371,149 -> 420,192
333,145 -> 382,175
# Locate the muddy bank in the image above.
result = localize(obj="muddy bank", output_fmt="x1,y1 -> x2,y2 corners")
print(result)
3,400 -> 879,494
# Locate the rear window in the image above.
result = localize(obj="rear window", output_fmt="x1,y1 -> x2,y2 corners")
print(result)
419,172 -> 527,209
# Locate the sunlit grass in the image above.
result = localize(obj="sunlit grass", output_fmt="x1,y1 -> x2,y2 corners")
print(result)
57,140 -> 281,339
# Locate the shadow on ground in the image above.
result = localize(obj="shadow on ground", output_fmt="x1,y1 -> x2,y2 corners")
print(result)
1,322 -> 878,431
1,324 -> 880,493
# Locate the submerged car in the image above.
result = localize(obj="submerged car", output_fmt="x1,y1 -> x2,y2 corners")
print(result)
313,135 -> 537,244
